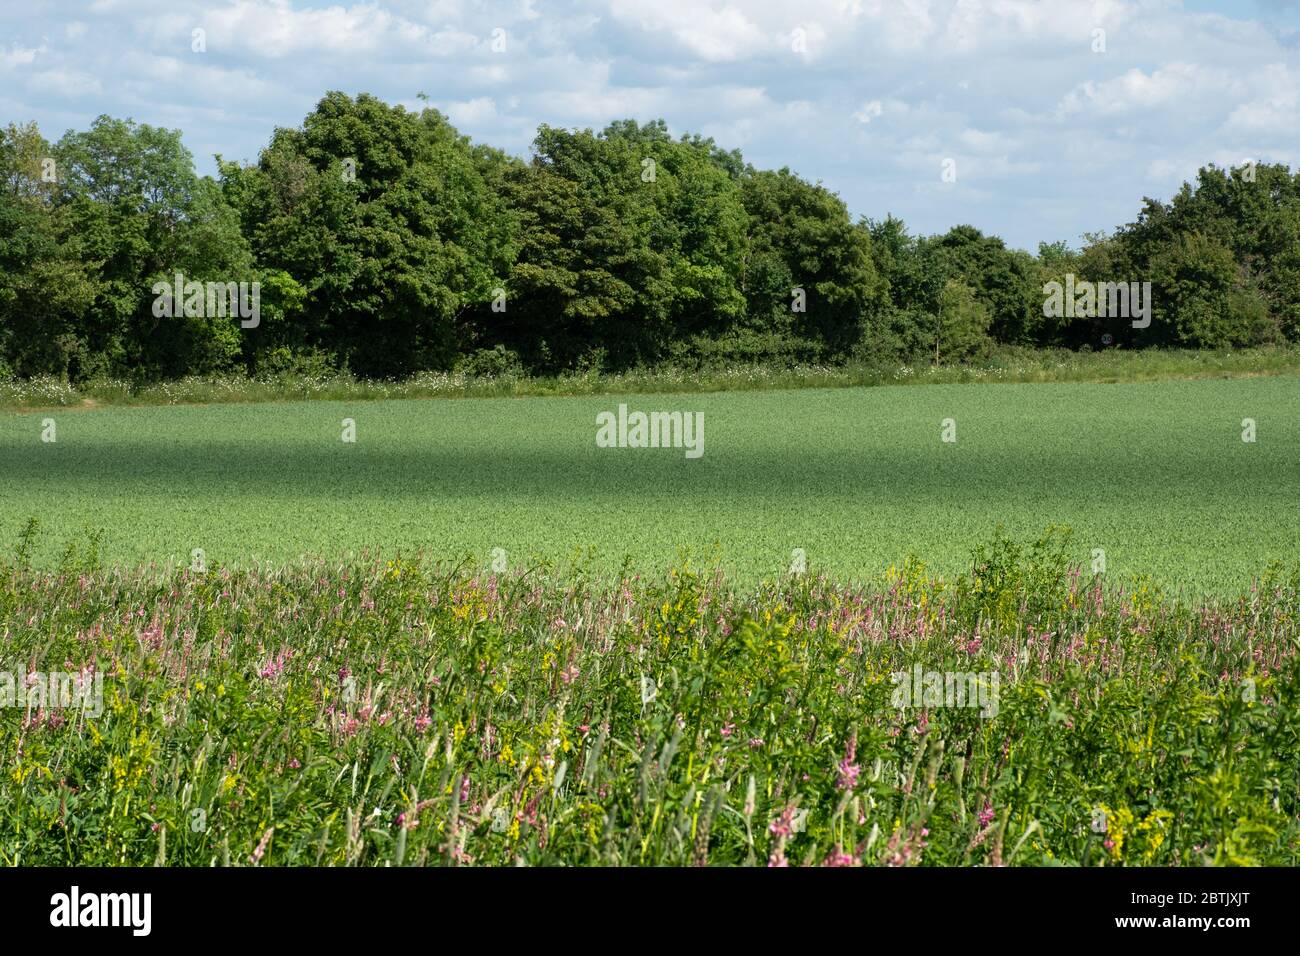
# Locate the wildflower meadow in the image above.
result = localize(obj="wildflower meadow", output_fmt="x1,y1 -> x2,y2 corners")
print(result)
4,526 -> 1297,867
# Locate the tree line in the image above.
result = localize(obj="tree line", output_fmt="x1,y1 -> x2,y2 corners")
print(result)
2,91 -> 1298,383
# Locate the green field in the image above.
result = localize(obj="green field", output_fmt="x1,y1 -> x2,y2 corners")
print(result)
2,376 -> 1297,593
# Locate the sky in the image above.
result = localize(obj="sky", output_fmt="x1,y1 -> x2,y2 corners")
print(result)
2,0 -> 1298,251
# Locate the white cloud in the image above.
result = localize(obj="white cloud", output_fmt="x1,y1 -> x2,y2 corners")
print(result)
0,42 -> 47,70
1058,63 -> 1241,115
852,100 -> 883,124
0,0 -> 1294,249
443,95 -> 498,124
1221,63 -> 1300,135
605,0 -> 770,62
30,69 -> 104,97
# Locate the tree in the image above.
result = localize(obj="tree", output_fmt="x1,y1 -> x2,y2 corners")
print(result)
932,225 -> 1037,346
222,92 -> 515,376
46,116 -> 259,379
5,98 -> 1298,383
481,120 -> 748,371
0,122 -> 88,378
741,169 -> 882,361
934,279 -> 992,362
1148,233 -> 1272,347
1105,162 -> 1300,348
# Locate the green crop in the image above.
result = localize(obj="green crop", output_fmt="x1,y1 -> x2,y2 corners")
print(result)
2,376 -> 1296,594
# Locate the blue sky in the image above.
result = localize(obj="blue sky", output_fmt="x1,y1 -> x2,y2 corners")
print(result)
2,1 -> 1297,251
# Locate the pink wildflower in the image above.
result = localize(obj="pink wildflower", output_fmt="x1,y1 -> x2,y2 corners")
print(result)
836,732 -> 860,791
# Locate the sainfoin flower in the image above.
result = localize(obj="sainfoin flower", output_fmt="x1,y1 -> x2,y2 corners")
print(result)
836,732 -> 860,791
823,846 -> 860,867
769,806 -> 797,838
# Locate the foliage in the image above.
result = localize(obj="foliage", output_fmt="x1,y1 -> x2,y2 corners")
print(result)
2,530 -> 1296,866
218,92 -> 515,377
4,100 -> 1298,383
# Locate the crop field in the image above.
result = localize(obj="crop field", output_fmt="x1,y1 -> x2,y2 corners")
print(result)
2,375 -> 1297,595
3,374 -> 1300,868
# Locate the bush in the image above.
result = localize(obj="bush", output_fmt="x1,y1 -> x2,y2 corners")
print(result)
455,345 -> 525,379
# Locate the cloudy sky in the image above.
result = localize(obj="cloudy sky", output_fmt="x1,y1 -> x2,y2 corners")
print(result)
2,0 -> 1298,250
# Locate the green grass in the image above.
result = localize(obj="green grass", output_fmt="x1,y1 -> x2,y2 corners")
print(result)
3,345 -> 1299,409
3,375 -> 1296,595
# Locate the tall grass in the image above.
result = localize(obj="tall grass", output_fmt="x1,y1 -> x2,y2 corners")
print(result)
3,527 -> 1297,866
3,346 -> 1299,409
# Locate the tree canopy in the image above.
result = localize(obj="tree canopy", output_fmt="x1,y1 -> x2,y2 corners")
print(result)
2,94 -> 1297,383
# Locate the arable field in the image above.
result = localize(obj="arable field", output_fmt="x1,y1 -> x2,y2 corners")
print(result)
2,375 -> 1297,595
3,375 -> 1299,868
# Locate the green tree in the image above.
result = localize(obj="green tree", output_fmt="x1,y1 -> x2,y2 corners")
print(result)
484,119 -> 747,371
223,92 -> 515,376
1106,161 -> 1300,347
741,169 -> 882,361
934,278 -> 993,362
1148,233 -> 1272,347
42,116 -> 258,379
932,225 -> 1037,346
